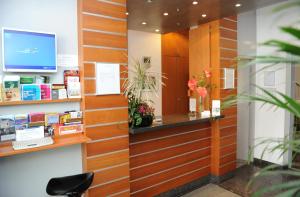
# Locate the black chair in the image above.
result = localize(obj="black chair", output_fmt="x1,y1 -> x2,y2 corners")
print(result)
46,172 -> 94,197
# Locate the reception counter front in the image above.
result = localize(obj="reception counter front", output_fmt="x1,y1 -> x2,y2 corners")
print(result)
129,114 -> 236,197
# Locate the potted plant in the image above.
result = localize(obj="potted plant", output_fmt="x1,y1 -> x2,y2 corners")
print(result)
123,58 -> 164,128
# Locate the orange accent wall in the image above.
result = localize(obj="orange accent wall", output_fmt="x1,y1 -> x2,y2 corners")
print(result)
78,0 -> 130,196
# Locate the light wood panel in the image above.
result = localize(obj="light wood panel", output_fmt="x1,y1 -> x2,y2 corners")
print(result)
162,31 -> 189,115
87,137 -> 129,156
83,31 -> 127,48
131,167 -> 210,197
85,95 -> 127,109
85,108 -> 128,125
86,123 -> 128,141
78,0 -> 130,196
130,138 -> 211,168
83,47 -> 127,63
82,0 -> 127,19
92,164 -> 129,186
82,14 -> 127,33
87,150 -> 129,171
89,178 -> 129,197
130,124 -> 211,196
189,17 -> 237,177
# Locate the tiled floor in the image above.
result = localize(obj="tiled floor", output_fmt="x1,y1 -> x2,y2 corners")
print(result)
183,184 -> 241,197
183,163 -> 300,197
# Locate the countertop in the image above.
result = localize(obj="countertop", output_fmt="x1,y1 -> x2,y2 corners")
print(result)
129,114 -> 223,134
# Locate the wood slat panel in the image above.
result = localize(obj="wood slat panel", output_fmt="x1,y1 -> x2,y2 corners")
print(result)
83,14 -> 126,33
85,95 -> 127,109
113,190 -> 130,197
86,123 -> 128,141
224,15 -> 237,22
83,31 -> 127,48
89,178 -> 130,197
222,106 -> 237,117
130,123 -> 210,143
83,47 -> 127,63
84,63 -> 95,77
87,137 -> 129,156
220,153 -> 236,165
109,0 -> 126,4
92,164 -> 129,186
220,135 -> 237,147
85,108 -> 128,125
220,19 -> 237,30
220,162 -> 236,175
220,126 -> 237,137
220,38 -> 237,50
220,88 -> 238,98
220,59 -> 237,68
220,28 -> 237,40
220,144 -> 236,156
130,148 -> 210,180
219,116 -> 237,128
84,79 -> 96,94
83,0 -> 126,19
220,49 -> 237,59
131,157 -> 210,193
87,150 -> 129,171
130,129 -> 211,155
131,167 -> 210,197
130,138 -> 211,168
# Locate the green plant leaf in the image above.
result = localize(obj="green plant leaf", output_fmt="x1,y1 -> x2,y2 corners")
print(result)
281,26 -> 300,39
263,40 -> 300,56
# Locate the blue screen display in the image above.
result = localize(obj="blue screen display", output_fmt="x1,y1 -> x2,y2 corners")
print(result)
3,29 -> 56,72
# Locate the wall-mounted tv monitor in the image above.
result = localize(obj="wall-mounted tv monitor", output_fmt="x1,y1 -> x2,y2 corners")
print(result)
2,28 -> 57,73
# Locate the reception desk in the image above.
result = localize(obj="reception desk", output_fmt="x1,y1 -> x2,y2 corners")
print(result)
129,114 -> 236,197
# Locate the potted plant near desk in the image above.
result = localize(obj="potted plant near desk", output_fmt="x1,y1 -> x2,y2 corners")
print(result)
123,58 -> 164,128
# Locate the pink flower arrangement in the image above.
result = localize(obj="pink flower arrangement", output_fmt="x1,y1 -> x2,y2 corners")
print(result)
188,69 -> 212,98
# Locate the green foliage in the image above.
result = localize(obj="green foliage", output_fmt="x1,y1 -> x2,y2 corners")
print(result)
223,0 -> 300,196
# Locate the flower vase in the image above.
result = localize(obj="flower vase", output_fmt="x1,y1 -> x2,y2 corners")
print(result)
198,96 -> 204,113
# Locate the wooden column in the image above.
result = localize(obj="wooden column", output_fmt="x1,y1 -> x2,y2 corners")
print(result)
189,16 -> 237,177
78,0 -> 130,196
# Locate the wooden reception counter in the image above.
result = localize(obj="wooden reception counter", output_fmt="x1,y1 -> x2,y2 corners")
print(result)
129,114 -> 236,197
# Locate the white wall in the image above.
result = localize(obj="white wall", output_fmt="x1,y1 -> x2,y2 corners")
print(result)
128,30 -> 162,117
237,10 -> 257,161
0,0 -> 82,196
254,1 -> 298,165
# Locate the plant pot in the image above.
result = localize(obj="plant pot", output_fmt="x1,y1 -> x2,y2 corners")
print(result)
140,115 -> 153,127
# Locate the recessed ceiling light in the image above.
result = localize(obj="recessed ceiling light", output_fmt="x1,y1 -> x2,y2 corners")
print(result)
147,0 -> 153,3
235,3 -> 241,7
177,8 -> 180,12
176,22 -> 181,26
142,22 -> 147,25
192,1 -> 198,5
125,12 -> 129,15
202,14 -> 207,18
163,12 -> 169,16
155,29 -> 160,32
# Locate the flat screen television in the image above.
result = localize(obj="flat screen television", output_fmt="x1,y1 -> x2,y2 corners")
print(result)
2,28 -> 57,73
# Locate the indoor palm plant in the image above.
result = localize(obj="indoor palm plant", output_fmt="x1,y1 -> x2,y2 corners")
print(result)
223,0 -> 300,196
123,58 -> 164,128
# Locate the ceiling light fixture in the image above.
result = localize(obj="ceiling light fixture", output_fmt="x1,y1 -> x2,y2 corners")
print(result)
125,12 -> 129,15
192,1 -> 198,5
155,29 -> 160,32
202,14 -> 207,18
235,3 -> 241,7
163,12 -> 169,16
147,0 -> 153,3
142,22 -> 147,25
